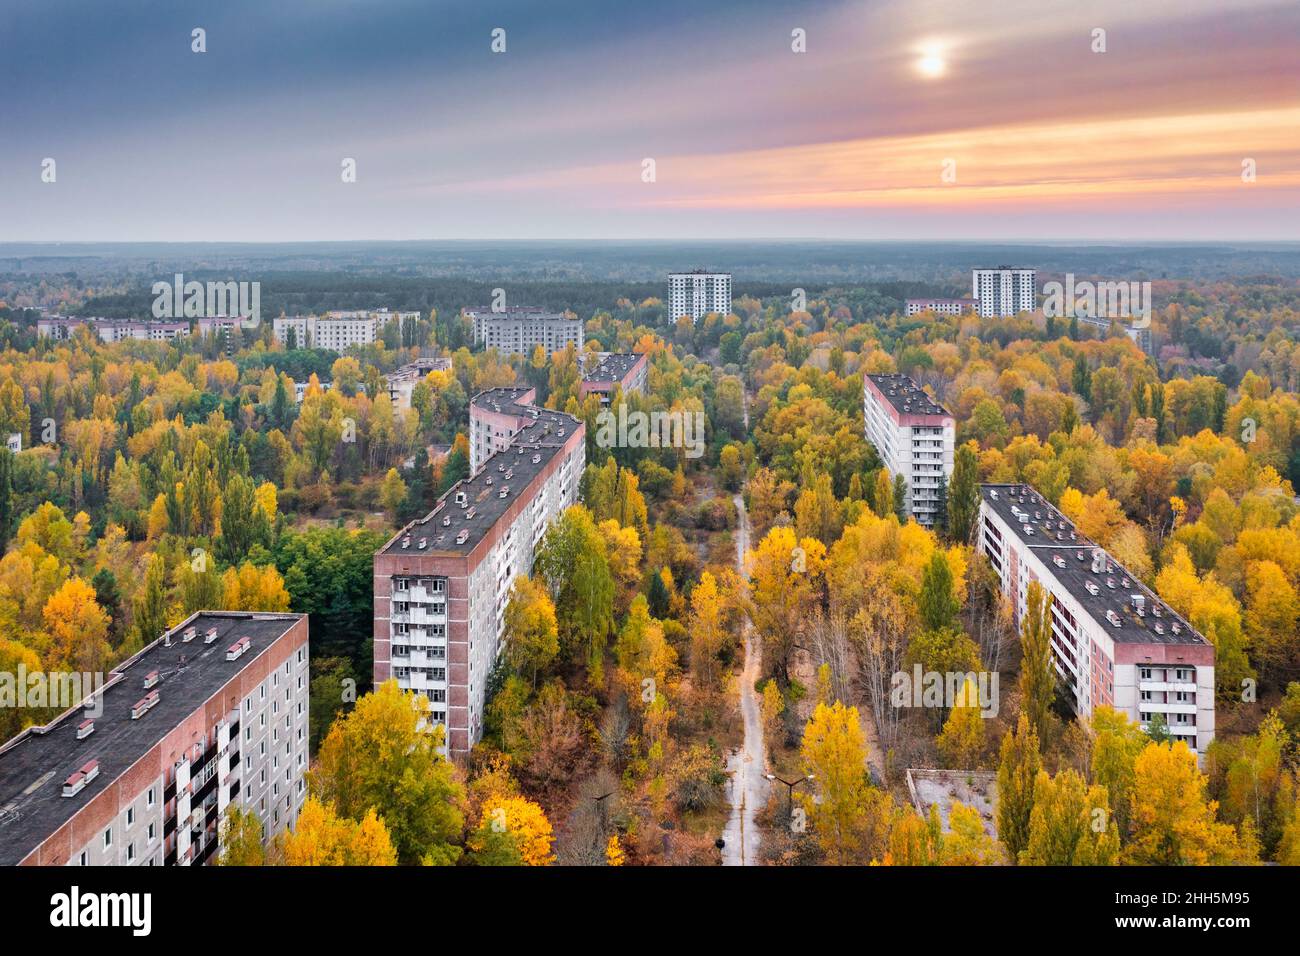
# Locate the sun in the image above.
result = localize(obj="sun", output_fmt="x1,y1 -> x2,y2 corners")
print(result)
915,42 -> 948,79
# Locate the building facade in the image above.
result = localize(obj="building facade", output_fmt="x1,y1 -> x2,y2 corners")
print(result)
272,310 -> 418,351
904,297 -> 976,317
386,356 -> 453,410
36,317 -> 188,342
373,392 -> 585,755
578,352 -> 649,406
863,373 -> 955,527
978,484 -> 1215,755
971,267 -> 1036,317
0,611 -> 310,867
464,307 -> 582,356
668,271 -> 732,323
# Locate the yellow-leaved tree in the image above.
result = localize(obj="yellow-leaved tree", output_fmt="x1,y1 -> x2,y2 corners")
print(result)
467,796 -> 556,866
275,797 -> 397,866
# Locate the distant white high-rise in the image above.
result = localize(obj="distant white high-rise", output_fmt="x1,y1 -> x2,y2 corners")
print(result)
668,271 -> 731,323
972,267 -> 1036,317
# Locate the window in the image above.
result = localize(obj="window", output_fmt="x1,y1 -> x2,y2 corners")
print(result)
148,822 -> 156,842
127,806 -> 135,826
147,787 -> 156,808
127,843 -> 136,862
79,851 -> 87,866
103,828 -> 112,849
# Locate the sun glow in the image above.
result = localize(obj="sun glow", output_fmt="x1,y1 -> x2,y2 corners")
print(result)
916,42 -> 948,79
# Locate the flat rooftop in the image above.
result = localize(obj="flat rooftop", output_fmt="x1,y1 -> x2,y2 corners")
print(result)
866,373 -> 950,417
463,307 -> 573,322
0,611 -> 305,866
981,483 -> 1208,647
583,353 -> 642,384
905,769 -> 998,837
381,393 -> 580,557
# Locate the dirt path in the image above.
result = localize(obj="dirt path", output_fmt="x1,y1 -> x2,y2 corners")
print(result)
721,490 -> 769,865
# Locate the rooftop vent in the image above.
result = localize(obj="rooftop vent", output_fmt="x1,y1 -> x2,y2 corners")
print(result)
225,637 -> 250,662
441,516 -> 451,527
1106,610 -> 1122,627
1085,581 -> 1100,596
456,491 -> 467,507
532,454 -> 541,464
1155,622 -> 1166,634
455,529 -> 469,545
1091,550 -> 1105,574
131,691 -> 160,719
182,626 -> 196,643
76,719 -> 94,740
417,538 -> 428,550
204,627 -> 218,645
401,537 -> 411,549
1171,622 -> 1182,635
1053,555 -> 1066,568
62,760 -> 100,797
144,670 -> 159,689
1106,577 -> 1116,589
465,507 -> 476,519
499,488 -> 509,498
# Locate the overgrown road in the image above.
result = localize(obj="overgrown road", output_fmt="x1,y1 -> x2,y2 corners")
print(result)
721,489 -> 769,865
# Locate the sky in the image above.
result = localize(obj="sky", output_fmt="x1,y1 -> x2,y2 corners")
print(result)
2,0 -> 1298,242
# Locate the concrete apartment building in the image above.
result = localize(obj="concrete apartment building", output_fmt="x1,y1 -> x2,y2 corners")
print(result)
0,611 -> 309,867
862,373 -> 955,527
978,484 -> 1215,755
386,355 -> 453,410
373,391 -> 585,755
272,309 -> 418,351
668,270 -> 732,323
972,267 -> 1036,317
36,317 -> 189,342
464,306 -> 582,356
578,352 -> 649,406
904,297 -> 976,317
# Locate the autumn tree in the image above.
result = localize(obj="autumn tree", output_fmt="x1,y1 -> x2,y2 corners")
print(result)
313,680 -> 464,865
44,577 -> 111,674
214,805 -> 265,866
1018,580 -> 1055,742
995,714 -> 1041,861
467,796 -> 556,866
687,569 -> 728,694
503,576 -> 559,687
945,442 -> 979,544
747,526 -> 826,683
937,677 -> 986,768
535,506 -> 614,684
1019,769 -> 1120,865
799,701 -> 889,864
276,797 -> 398,866
1125,741 -> 1250,865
